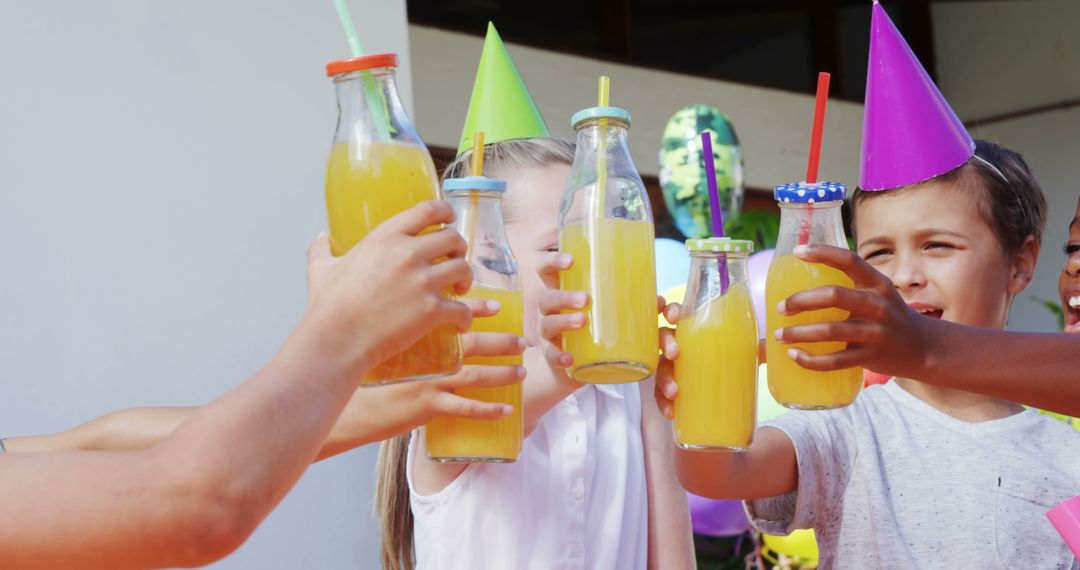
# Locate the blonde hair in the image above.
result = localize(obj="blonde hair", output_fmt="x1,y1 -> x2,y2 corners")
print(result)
443,137 -> 575,181
373,137 -> 574,570
375,436 -> 412,570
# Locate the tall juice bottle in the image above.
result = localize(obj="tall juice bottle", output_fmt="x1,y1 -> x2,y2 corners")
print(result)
765,181 -> 862,409
324,53 -> 461,386
674,238 -> 758,450
426,176 -> 523,462
558,105 -> 658,384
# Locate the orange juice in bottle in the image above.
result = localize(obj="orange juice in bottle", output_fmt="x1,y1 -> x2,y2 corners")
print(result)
324,53 -> 461,385
558,103 -> 658,384
426,176 -> 523,462
674,238 -> 758,450
764,182 -> 861,409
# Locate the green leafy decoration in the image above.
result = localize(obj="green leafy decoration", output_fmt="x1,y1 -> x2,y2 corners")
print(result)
1030,297 -> 1066,331
724,209 -> 780,251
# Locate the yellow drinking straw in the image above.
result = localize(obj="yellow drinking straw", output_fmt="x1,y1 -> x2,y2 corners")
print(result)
594,76 -> 610,219
465,131 -> 485,263
587,78 -> 610,342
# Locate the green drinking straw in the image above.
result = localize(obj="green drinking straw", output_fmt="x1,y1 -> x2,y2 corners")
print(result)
333,0 -> 392,140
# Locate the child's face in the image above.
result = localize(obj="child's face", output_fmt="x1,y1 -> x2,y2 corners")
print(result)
502,162 -> 571,345
1058,197 -> 1080,333
853,183 -> 1029,330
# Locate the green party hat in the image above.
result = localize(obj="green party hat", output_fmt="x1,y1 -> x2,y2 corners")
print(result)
457,22 -> 550,155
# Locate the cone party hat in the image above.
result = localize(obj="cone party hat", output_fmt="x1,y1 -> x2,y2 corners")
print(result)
457,22 -> 550,155
860,1 -> 974,191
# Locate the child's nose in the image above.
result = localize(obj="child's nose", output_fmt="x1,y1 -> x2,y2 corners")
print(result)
891,255 -> 927,291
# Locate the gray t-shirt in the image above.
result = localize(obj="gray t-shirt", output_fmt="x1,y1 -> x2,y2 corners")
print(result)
747,381 -> 1080,569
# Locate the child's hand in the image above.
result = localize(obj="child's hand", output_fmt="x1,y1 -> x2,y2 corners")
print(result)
654,301 -> 683,420
535,251 -> 587,375
327,321 -> 528,451
305,201 -> 474,375
774,244 -> 933,378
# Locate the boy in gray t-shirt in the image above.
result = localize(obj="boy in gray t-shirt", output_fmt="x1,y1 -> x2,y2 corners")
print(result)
749,381 -> 1079,568
656,142 -> 1080,568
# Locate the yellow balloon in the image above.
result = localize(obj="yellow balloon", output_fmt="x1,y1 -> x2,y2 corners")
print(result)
762,529 -> 819,567
1038,409 -> 1080,431
659,283 -> 687,327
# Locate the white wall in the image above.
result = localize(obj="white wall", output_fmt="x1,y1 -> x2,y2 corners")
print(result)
409,25 -> 865,187
0,1 -> 410,568
934,0 -> 1080,333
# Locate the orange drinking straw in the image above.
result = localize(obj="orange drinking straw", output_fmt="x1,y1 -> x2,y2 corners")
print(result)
800,72 -> 831,246
471,131 -> 485,176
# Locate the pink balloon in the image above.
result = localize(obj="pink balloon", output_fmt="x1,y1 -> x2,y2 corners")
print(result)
747,249 -> 774,332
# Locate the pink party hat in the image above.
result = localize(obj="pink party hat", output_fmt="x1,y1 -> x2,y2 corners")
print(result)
1047,495 -> 1080,558
859,0 -> 974,191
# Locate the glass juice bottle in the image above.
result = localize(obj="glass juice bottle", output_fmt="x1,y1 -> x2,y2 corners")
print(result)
324,53 -> 462,385
764,181 -> 862,409
557,106 -> 658,384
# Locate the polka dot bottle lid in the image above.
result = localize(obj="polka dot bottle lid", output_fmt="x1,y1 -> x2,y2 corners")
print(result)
685,237 -> 754,254
773,181 -> 846,204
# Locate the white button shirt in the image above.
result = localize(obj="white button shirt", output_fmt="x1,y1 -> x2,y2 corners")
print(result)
408,383 -> 649,570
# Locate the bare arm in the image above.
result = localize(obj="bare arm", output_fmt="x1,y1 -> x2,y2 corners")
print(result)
13,313 -> 525,509
639,377 -> 695,569
0,201 -> 481,569
673,427 -> 797,500
8,266 -> 525,466
4,408 -> 194,454
654,313 -> 798,501
0,311 -> 382,569
777,245 -> 1080,417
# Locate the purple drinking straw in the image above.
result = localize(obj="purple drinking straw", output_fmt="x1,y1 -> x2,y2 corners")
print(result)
701,131 -> 730,293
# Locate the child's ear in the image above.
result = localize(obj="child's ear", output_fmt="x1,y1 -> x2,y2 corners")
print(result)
1008,235 -> 1040,294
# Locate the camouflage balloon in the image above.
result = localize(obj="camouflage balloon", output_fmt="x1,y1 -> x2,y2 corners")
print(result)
658,105 -> 744,239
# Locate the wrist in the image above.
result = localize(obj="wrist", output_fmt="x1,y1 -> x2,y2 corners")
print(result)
916,316 -> 949,383
289,312 -> 376,389
525,347 -> 582,396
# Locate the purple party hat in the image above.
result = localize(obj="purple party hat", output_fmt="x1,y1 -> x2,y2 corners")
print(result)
860,1 -> 975,191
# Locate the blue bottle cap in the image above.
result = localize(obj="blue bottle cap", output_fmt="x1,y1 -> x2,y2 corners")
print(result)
571,106 -> 632,130
442,176 -> 507,193
773,181 -> 846,204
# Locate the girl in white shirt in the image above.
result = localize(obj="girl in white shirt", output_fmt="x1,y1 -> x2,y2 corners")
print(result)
374,138 -> 694,570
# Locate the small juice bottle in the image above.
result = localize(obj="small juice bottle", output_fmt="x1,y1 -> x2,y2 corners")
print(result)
674,238 -> 759,450
765,181 -> 862,409
673,237 -> 760,449
426,176 -> 523,462
558,106 -> 658,384
324,53 -> 462,386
